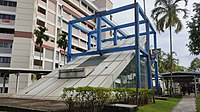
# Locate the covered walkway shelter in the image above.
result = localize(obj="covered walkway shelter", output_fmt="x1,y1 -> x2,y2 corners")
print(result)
0,67 -> 51,93
161,71 -> 200,97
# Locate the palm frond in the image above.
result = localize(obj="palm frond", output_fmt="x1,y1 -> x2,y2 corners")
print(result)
176,8 -> 189,19
174,0 -> 188,6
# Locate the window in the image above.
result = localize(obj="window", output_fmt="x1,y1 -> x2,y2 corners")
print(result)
0,28 -> 14,34
0,14 -> 15,20
41,0 -> 46,3
0,1 -> 17,7
58,17 -> 61,22
34,59 -> 42,66
38,6 -> 46,15
35,45 -> 43,53
0,57 -> 11,63
81,1 -> 87,8
88,7 -> 93,13
0,42 -> 12,48
36,19 -> 45,27
88,25 -> 93,30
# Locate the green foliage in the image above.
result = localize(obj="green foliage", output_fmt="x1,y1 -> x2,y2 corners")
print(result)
188,58 -> 200,72
158,51 -> 185,73
34,26 -> 49,47
187,3 -> 200,55
151,0 -> 188,33
62,87 -> 153,112
57,33 -> 68,64
34,26 -> 49,69
138,98 -> 181,112
196,93 -> 200,112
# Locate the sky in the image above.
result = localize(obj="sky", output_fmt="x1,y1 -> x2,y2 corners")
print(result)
110,0 -> 200,67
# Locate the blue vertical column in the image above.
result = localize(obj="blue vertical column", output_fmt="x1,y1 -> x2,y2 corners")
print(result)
114,28 -> 117,45
67,24 -> 72,62
87,33 -> 91,50
97,17 -> 102,51
135,3 -> 141,88
154,32 -> 159,93
146,21 -> 152,89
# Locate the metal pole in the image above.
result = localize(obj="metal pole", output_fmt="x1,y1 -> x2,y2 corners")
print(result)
194,76 -> 197,98
87,33 -> 91,50
114,28 -> 117,45
97,17 -> 102,51
67,24 -> 72,62
154,33 -> 159,94
15,73 -> 19,93
134,0 -> 141,105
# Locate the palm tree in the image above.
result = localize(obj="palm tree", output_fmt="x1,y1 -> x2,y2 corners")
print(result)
57,33 -> 68,64
34,26 -> 49,69
151,0 -> 189,95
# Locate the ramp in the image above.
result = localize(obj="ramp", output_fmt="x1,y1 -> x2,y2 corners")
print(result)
12,38 -> 136,100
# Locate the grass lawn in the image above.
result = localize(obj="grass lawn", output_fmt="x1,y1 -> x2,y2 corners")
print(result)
196,93 -> 200,112
138,98 -> 181,112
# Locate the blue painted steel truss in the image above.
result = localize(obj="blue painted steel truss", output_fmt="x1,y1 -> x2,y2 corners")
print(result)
66,3 -> 159,93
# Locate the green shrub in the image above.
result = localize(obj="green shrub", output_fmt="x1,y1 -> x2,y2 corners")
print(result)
62,86 -> 153,112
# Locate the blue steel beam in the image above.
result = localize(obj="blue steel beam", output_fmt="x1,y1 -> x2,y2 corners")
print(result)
90,20 -> 145,35
135,3 -> 142,88
114,29 -> 117,45
102,17 -> 127,37
140,48 -> 148,56
69,3 -> 135,24
97,17 -> 102,51
137,4 -> 155,33
102,31 -> 154,43
71,45 -> 136,58
146,21 -> 152,89
72,23 -> 89,34
87,33 -> 91,50
67,24 -> 72,62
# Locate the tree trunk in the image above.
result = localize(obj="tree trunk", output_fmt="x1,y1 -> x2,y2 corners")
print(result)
64,49 -> 66,64
169,26 -> 173,96
39,46 -> 42,69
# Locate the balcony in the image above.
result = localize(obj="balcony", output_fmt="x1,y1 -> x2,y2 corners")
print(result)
37,12 -> 46,20
0,19 -> 15,26
0,5 -> 16,12
0,33 -> 14,40
38,0 -> 46,7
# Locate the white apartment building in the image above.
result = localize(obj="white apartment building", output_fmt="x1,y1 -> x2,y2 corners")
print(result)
0,0 -> 113,93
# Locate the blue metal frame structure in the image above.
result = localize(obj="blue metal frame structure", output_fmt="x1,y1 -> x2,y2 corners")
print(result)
67,3 -> 159,92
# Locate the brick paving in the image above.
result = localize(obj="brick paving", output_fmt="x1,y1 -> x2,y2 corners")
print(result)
172,93 -> 196,112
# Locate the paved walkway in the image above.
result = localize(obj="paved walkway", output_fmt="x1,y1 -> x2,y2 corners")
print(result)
172,93 -> 196,112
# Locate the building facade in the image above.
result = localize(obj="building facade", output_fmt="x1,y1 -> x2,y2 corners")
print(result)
0,0 -> 113,93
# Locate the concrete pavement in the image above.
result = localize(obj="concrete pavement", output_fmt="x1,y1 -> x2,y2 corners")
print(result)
172,93 -> 196,112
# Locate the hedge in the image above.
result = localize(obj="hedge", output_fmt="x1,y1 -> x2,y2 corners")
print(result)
61,86 -> 153,112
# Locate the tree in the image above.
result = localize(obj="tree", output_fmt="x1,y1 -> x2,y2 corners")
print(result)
34,26 -> 49,69
151,0 -> 189,95
57,33 -> 68,64
188,58 -> 200,72
187,3 -> 200,55
158,51 -> 180,73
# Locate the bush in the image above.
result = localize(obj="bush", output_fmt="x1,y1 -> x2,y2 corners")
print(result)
61,86 -> 153,112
